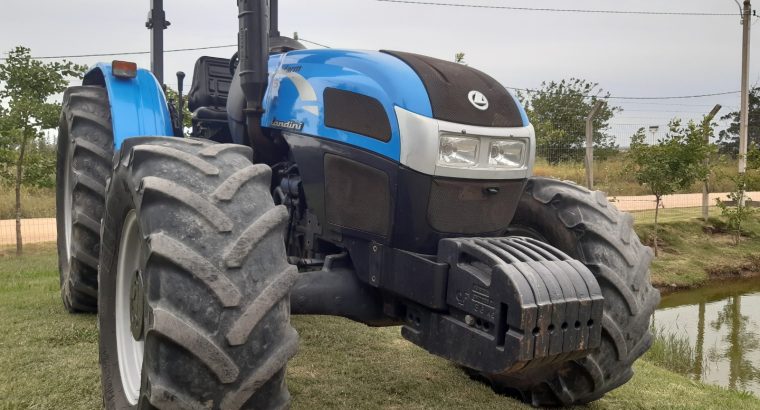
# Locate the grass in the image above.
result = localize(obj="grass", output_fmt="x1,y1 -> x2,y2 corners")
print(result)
634,217 -> 760,289
534,157 -> 755,196
0,187 -> 56,219
630,206 -> 721,225
1,246 -> 758,409
644,326 -> 699,376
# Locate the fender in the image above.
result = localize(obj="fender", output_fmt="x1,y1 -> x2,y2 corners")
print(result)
83,63 -> 174,149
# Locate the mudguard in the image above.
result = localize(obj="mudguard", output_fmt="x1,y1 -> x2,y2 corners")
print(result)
83,63 -> 174,149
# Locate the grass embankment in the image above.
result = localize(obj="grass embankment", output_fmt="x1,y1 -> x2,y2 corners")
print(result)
1,245 -> 758,409
634,218 -> 760,290
0,187 -> 55,219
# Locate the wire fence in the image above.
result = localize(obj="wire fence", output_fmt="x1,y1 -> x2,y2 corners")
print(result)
532,121 -> 751,223
0,218 -> 56,248
0,117 -> 751,248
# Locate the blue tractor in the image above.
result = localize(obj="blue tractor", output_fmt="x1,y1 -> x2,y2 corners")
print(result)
55,1 -> 659,408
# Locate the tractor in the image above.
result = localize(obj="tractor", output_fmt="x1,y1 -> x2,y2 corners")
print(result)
55,1 -> 659,408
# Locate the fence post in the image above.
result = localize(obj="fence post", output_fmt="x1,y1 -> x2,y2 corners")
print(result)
702,104 -> 722,221
585,101 -> 604,190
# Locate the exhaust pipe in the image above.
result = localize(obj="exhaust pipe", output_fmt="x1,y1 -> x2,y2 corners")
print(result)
237,0 -> 276,163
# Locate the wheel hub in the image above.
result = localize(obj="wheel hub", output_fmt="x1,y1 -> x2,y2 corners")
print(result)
116,210 -> 145,405
63,145 -> 73,263
130,270 -> 144,340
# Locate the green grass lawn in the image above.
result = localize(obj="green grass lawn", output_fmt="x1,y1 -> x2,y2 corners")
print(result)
630,206 -> 721,225
1,245 -> 758,409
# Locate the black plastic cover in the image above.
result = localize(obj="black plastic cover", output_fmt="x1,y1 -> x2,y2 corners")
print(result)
324,153 -> 391,237
324,88 -> 392,142
382,50 -> 524,128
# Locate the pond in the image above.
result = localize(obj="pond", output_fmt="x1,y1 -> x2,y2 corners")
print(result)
654,277 -> 760,395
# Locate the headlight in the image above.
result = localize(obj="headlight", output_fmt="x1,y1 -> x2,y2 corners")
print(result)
438,135 -> 479,167
488,140 -> 526,168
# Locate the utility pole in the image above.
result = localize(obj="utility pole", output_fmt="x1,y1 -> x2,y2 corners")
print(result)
739,0 -> 752,175
702,104 -> 722,221
585,100 -> 604,190
147,0 -> 170,85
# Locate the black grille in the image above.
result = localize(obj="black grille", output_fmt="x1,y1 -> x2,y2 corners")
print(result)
324,88 -> 392,142
324,154 -> 391,236
427,179 -> 523,234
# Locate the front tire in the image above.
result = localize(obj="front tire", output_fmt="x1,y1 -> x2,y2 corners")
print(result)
56,86 -> 114,313
98,137 -> 298,409
477,178 -> 660,406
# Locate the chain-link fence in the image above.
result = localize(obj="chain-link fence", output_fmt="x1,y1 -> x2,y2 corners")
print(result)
533,121 -> 750,223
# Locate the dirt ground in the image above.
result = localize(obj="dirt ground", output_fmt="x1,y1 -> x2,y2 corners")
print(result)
0,218 -> 56,246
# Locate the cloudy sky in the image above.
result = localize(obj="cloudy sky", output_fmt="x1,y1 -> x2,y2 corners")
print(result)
2,0 -> 758,132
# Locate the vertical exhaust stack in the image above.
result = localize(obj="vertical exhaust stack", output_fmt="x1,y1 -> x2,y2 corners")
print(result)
147,0 -> 170,85
237,0 -> 275,163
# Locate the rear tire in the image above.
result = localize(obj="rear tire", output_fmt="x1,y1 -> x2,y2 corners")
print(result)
56,86 -> 113,313
98,137 -> 298,409
476,178 -> 660,406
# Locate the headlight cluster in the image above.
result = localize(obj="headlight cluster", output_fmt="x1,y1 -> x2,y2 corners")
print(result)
437,134 -> 527,169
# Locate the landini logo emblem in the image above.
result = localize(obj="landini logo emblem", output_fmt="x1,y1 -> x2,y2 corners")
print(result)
468,90 -> 489,111
271,118 -> 304,131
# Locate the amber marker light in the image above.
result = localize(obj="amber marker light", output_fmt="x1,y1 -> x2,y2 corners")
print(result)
112,60 -> 138,79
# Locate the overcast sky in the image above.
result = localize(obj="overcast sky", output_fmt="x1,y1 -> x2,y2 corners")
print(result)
2,0 -> 759,132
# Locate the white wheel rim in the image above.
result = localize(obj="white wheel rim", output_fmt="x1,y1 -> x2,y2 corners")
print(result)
116,210 -> 145,405
63,148 -> 73,261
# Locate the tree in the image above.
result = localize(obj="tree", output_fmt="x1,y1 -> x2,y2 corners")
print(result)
716,174 -> 757,245
0,46 -> 85,254
164,87 -> 192,136
717,86 -> 760,156
518,78 -> 620,164
748,146 -> 760,170
627,119 -> 712,255
454,52 -> 466,64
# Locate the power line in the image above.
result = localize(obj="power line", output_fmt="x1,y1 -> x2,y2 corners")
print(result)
0,44 -> 237,61
298,38 -> 331,48
375,0 -> 741,16
618,101 -> 731,107
0,38 -> 743,101
622,109 -> 727,114
0,37 -> 330,61
509,87 -> 740,100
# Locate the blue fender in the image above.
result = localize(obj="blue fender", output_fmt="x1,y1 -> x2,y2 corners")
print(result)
84,63 -> 174,149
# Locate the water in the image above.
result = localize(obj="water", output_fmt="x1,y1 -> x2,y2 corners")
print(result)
654,278 -> 760,395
